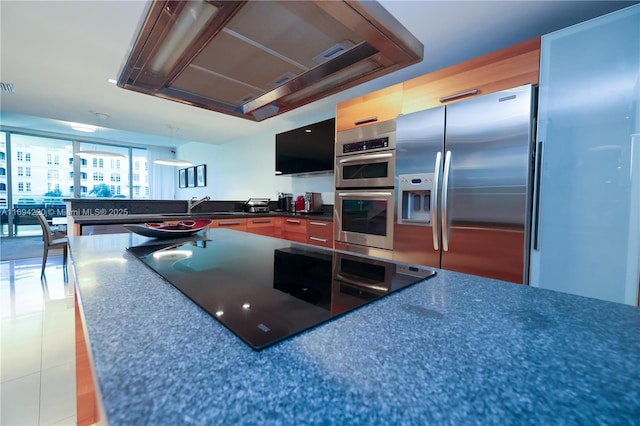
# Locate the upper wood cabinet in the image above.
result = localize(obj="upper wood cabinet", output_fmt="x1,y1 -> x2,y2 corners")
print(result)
335,83 -> 403,132
402,38 -> 540,114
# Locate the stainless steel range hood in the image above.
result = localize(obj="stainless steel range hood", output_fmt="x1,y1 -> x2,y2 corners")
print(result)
117,0 -> 423,121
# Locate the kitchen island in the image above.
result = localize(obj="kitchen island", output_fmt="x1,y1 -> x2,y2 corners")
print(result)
71,229 -> 640,425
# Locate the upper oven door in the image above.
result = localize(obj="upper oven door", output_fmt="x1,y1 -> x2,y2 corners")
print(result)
334,189 -> 394,250
335,150 -> 396,188
335,119 -> 396,189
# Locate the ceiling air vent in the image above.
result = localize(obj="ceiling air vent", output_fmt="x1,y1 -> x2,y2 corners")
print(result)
0,82 -> 16,93
117,0 -> 423,121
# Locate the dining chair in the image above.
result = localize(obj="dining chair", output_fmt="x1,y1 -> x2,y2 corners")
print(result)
36,212 -> 68,278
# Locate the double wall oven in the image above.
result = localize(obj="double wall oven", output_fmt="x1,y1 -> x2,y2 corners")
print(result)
334,119 -> 396,258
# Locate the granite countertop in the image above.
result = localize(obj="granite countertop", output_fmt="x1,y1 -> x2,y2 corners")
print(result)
70,230 -> 640,425
70,210 -> 333,225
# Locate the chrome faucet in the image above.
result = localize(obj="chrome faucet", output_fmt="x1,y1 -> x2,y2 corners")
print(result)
187,196 -> 210,213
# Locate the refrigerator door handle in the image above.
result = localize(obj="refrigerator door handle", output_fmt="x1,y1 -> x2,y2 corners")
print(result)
432,151 -> 443,250
441,150 -> 452,251
533,141 -> 544,251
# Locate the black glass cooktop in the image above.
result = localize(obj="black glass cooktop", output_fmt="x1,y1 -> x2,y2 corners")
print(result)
128,229 -> 436,351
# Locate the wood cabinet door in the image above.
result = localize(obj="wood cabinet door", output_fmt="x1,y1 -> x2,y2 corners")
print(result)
306,219 -> 334,248
246,217 -> 281,238
282,218 -> 307,243
336,83 -> 403,131
214,218 -> 247,232
402,38 -> 540,114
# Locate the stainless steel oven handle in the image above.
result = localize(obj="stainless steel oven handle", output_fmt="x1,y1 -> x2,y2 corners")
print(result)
338,152 -> 393,164
432,151 -> 442,250
441,150 -> 452,251
335,273 -> 388,293
337,192 -> 393,197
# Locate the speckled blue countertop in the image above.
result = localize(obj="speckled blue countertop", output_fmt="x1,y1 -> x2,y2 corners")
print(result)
70,230 -> 640,425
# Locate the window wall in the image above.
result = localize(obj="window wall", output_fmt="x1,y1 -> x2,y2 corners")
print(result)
0,130 -> 165,238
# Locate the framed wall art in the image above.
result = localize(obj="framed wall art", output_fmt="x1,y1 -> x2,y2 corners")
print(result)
178,168 -> 187,188
187,167 -> 195,188
196,164 -> 207,187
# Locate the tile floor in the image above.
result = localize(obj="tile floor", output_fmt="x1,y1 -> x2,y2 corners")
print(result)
1,256 -> 76,425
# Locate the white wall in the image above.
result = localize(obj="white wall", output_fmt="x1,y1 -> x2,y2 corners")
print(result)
176,133 -> 334,204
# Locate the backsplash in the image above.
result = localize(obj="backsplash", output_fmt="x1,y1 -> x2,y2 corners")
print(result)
290,173 -> 334,205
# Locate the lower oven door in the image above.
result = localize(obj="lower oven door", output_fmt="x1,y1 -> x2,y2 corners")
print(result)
334,190 -> 394,251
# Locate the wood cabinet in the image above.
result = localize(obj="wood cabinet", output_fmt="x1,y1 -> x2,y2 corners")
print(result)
335,83 -> 403,131
211,218 -> 247,232
335,38 -> 540,132
402,38 -> 540,114
281,217 -> 307,243
306,219 -> 334,248
246,217 -> 282,238
74,270 -> 100,426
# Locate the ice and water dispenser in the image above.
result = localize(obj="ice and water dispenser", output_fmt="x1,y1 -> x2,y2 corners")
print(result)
397,173 -> 434,225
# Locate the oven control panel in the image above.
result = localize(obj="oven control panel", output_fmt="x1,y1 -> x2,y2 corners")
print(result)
342,137 -> 389,154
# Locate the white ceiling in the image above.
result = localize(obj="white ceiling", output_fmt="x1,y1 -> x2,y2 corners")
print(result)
0,0 -> 636,148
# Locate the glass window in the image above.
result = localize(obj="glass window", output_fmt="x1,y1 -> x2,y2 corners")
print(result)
132,148 -> 148,199
79,143 -> 136,198
91,157 -> 105,168
9,134 -> 73,236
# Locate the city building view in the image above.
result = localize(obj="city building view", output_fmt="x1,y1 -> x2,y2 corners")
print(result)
0,131 -> 151,237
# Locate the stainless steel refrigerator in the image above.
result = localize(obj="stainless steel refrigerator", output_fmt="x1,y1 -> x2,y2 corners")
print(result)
393,85 -> 535,284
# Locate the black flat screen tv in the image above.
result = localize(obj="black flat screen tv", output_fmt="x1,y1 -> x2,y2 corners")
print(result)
275,118 -> 335,175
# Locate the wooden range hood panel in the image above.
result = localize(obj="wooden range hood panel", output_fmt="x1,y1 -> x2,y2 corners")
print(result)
117,0 -> 423,121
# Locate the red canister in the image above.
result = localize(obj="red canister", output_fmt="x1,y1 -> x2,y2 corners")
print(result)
295,195 -> 305,211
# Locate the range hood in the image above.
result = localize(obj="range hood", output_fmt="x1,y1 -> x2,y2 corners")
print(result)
117,0 -> 423,121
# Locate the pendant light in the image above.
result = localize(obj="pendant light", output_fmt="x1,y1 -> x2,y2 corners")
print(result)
74,113 -> 127,159
153,125 -> 192,167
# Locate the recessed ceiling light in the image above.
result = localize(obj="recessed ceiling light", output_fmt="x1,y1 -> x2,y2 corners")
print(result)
107,78 -> 117,84
305,129 -> 311,133
71,123 -> 97,133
